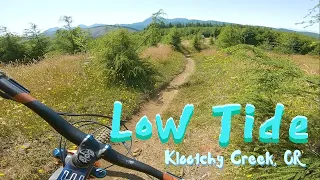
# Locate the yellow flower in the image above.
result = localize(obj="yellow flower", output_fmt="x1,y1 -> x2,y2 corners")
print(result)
0,173 -> 5,176
38,169 -> 44,173
247,174 -> 252,178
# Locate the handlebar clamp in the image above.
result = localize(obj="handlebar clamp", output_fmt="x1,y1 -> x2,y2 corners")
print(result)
72,135 -> 111,168
57,135 -> 111,179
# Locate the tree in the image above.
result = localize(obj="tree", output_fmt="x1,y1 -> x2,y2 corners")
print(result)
24,23 -> 49,59
212,27 -> 220,38
276,32 -> 315,55
151,9 -> 167,25
53,16 -> 89,53
296,2 -> 320,27
97,29 -> 155,91
257,29 -> 279,45
167,27 -> 181,50
0,27 -> 26,63
145,23 -> 162,46
145,9 -> 167,46
193,34 -> 202,51
60,16 -> 73,30
216,26 -> 242,48
241,27 -> 259,45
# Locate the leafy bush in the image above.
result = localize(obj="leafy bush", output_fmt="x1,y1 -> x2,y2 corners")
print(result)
257,29 -> 279,45
274,33 -> 316,55
308,41 -> 320,55
0,32 -> 27,63
92,29 -> 155,91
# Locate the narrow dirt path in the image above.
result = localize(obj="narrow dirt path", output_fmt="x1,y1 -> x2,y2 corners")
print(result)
105,56 -> 195,180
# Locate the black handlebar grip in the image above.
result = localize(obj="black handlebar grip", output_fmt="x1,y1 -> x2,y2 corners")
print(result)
102,148 -> 164,179
25,100 -> 87,145
0,76 -> 87,145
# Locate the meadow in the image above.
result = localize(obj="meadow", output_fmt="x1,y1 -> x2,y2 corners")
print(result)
0,15 -> 319,179
0,45 -> 185,179
162,41 -> 319,179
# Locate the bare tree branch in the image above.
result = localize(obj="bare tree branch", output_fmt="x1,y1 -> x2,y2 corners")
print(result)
60,16 -> 73,30
296,1 -> 320,28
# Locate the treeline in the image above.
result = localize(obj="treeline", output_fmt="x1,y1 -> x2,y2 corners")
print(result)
150,21 -> 226,28
1,15 -> 319,64
0,16 -> 90,63
160,24 -> 320,55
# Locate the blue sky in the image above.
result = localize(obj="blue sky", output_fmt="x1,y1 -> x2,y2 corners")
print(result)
1,0 -> 319,34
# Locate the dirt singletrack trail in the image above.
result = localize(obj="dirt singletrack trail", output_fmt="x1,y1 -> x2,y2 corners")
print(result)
104,55 -> 195,180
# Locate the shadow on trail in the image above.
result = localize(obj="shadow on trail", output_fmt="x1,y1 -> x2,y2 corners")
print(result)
106,170 -> 146,180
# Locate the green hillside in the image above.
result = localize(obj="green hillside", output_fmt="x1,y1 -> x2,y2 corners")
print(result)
42,17 -> 319,39
43,25 -> 138,38
85,25 -> 138,38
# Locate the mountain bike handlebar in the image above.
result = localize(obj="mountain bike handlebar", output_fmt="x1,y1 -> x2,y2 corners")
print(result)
0,71 -> 181,180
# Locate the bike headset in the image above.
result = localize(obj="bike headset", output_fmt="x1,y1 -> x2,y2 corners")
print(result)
0,70 -> 182,180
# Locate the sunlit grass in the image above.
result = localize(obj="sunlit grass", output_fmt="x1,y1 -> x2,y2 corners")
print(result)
0,45 -> 185,179
162,44 -> 319,179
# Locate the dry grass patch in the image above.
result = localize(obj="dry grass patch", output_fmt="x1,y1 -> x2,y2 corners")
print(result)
267,52 -> 319,75
2,55 -> 87,95
199,48 -> 218,56
140,44 -> 173,61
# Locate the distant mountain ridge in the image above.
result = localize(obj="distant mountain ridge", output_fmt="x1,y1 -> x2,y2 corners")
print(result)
43,17 -> 319,38
43,24 -> 139,38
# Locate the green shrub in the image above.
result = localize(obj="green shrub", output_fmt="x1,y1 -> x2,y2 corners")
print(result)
275,33 -> 316,55
209,36 -> 214,45
192,34 -> 202,51
308,41 -> 320,55
93,29 -> 155,91
23,23 -> 51,60
0,33 -> 27,63
166,27 -> 181,50
216,26 -> 242,48
53,27 -> 89,54
223,45 -> 319,179
241,27 -> 259,45
145,23 -> 162,46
